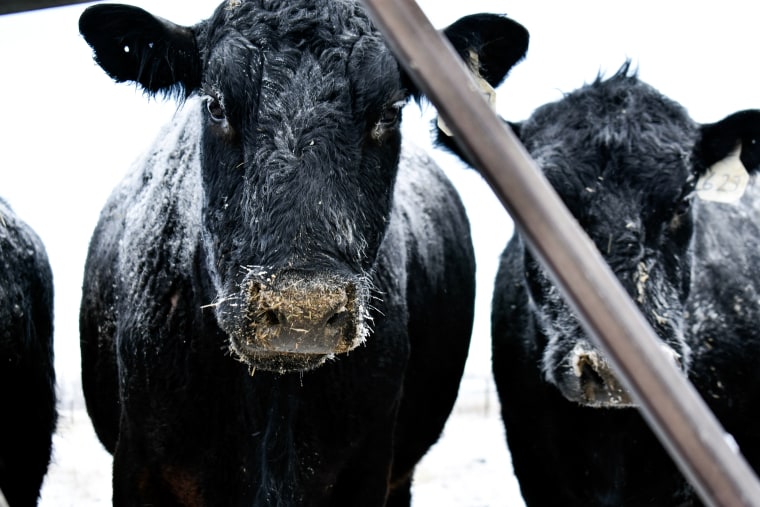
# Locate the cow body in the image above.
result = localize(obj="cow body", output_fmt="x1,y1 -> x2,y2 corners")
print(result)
78,2 -> 528,505
0,198 -> 56,507
489,68 -> 760,506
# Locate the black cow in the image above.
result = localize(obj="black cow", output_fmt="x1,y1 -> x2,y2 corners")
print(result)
0,198 -> 56,507
78,2 -> 527,505
439,62 -> 760,505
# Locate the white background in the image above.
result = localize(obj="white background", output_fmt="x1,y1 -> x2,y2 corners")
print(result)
0,1 -> 758,505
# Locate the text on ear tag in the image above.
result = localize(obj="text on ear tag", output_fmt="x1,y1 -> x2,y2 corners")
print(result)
696,143 -> 750,204
437,50 -> 497,137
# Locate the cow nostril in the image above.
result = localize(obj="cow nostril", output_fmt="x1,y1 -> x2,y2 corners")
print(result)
258,309 -> 281,327
326,309 -> 349,328
579,359 -> 604,387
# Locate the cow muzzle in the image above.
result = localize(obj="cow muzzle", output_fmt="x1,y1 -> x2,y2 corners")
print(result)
557,343 -> 635,408
225,271 -> 368,373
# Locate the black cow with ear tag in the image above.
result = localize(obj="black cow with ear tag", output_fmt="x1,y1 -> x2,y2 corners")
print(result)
438,61 -> 760,506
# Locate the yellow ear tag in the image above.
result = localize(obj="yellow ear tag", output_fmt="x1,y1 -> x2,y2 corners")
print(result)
437,50 -> 496,137
696,143 -> 750,204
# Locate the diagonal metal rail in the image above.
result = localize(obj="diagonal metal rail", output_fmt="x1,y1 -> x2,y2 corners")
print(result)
0,0 -> 92,15
361,0 -> 760,505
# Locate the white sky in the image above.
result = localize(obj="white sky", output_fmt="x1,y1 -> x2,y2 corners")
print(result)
0,1 -> 758,407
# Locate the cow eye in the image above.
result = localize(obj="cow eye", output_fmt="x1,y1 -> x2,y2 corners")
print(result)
371,100 -> 406,143
378,100 -> 405,128
668,196 -> 693,231
379,104 -> 401,127
205,96 -> 226,123
674,197 -> 692,217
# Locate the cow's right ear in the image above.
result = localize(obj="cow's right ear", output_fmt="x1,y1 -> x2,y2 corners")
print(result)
79,4 -> 202,98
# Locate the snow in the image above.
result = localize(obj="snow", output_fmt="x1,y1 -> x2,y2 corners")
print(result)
0,0 -> 758,505
39,409 -> 111,506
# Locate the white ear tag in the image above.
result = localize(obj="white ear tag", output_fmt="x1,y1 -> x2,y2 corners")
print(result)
437,51 -> 497,137
696,143 -> 750,204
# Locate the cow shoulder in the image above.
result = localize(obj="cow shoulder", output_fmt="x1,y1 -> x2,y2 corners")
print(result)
690,179 -> 760,338
86,102 -> 203,316
383,142 -> 473,289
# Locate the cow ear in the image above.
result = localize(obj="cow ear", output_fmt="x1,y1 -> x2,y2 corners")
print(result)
696,110 -> 760,174
401,13 -> 528,101
441,13 -> 529,89
418,14 -> 528,167
79,4 -> 202,98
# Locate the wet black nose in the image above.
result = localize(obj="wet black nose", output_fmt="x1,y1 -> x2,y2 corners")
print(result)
557,346 -> 635,408
242,274 -> 359,355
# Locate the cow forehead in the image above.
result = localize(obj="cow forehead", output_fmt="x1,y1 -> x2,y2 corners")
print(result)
201,0 -> 398,110
522,72 -> 698,212
207,0 -> 376,49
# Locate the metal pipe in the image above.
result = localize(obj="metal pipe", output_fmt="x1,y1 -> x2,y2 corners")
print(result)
360,0 -> 760,505
0,0 -> 92,15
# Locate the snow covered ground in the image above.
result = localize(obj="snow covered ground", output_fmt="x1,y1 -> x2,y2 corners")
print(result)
2,1 -> 759,505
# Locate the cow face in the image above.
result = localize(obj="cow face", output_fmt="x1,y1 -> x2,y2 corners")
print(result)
79,1 -> 528,373
512,65 -> 760,406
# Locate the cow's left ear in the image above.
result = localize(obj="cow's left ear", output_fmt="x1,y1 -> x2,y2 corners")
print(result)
401,13 -> 529,100
442,13 -> 529,89
696,110 -> 760,174
79,4 -> 202,98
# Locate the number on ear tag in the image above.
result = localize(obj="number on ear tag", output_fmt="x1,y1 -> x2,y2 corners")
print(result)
696,143 -> 749,204
437,50 -> 497,137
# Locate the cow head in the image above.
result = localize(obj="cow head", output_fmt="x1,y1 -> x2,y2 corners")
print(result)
79,1 -> 528,373
517,66 -> 760,407
441,62 -> 760,407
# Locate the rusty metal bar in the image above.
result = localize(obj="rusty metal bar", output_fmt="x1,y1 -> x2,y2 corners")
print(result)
360,0 -> 760,505
0,0 -> 92,15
